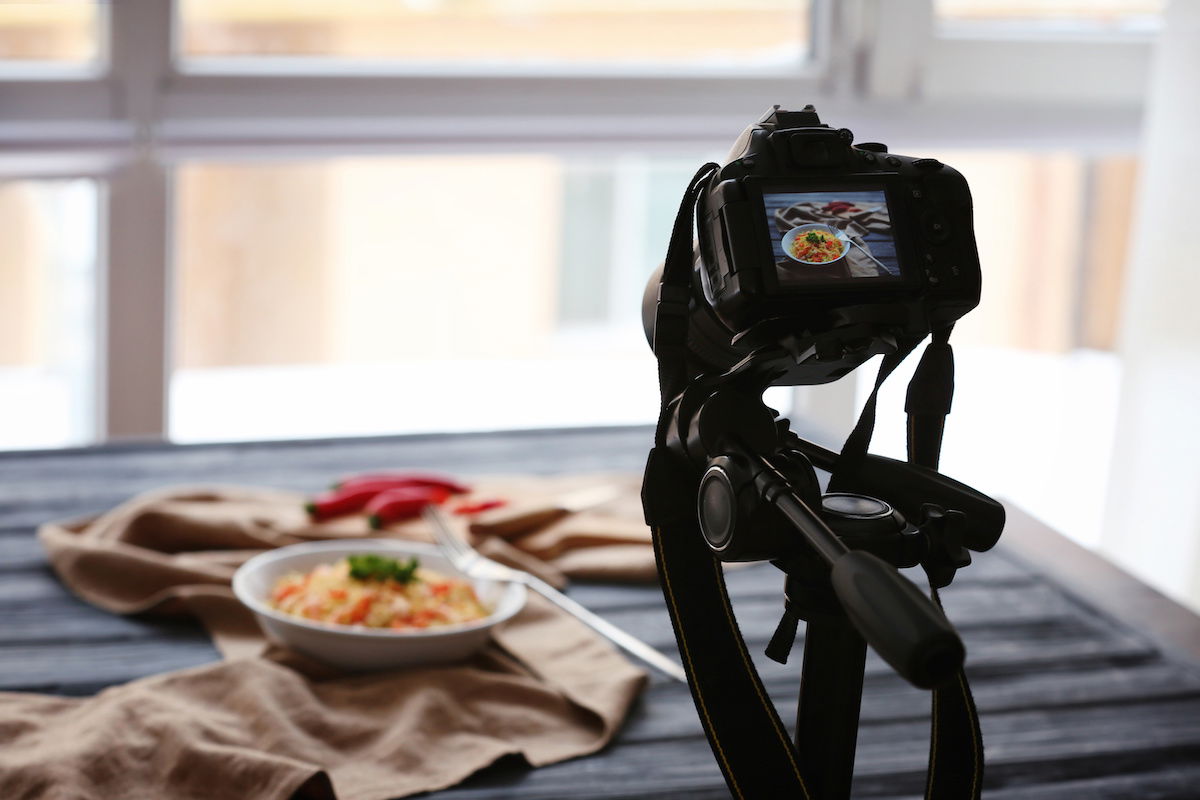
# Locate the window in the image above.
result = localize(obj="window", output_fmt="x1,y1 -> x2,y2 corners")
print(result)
178,0 -> 813,69
170,153 -> 708,441
0,0 -> 103,70
0,0 -> 1162,465
935,0 -> 1164,31
0,177 -> 100,449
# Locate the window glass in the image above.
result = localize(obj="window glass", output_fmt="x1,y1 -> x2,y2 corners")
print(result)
178,0 -> 810,68
0,178 -> 99,449
935,0 -> 1163,32
0,0 -> 101,68
170,152 -> 708,443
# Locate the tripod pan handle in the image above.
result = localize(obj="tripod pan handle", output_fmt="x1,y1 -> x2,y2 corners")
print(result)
830,550 -> 964,689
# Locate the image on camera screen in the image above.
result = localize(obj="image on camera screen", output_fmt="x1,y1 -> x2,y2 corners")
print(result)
763,189 -> 901,285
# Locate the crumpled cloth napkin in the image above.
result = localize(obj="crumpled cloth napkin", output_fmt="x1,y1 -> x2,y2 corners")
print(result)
0,474 -> 653,800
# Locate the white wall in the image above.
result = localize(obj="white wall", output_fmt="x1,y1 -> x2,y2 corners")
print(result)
1100,0 -> 1200,611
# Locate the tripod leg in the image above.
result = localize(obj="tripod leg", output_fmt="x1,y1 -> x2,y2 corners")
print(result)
795,619 -> 868,800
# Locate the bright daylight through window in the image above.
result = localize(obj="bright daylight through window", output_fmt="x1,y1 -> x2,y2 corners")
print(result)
0,0 -> 100,68
0,178 -> 98,449
171,154 -> 705,441
177,0 -> 812,67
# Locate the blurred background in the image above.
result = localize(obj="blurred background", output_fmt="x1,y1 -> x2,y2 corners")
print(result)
1,1 -> 1197,610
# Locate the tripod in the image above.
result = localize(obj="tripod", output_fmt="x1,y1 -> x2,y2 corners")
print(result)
649,380 -> 1004,798
779,491 -> 934,799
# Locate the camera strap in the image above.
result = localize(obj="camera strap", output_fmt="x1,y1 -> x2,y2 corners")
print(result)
909,328 -> 986,800
830,328 -> 985,800
645,162 -> 811,798
826,341 -> 920,495
652,163 -> 720,404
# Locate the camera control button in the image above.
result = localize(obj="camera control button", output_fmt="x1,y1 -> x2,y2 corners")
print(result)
862,152 -> 877,164
923,212 -> 952,244
911,187 -> 925,200
857,142 -> 888,153
885,156 -> 902,167
913,158 -> 944,170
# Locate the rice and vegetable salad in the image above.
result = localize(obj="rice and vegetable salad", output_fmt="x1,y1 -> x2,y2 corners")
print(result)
268,554 -> 491,630
789,229 -> 844,263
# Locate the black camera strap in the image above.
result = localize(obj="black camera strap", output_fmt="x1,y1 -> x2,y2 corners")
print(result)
652,163 -> 720,404
905,324 -> 956,471
829,329 -> 985,800
909,328 -> 986,800
826,340 -> 920,495
646,162 -> 811,798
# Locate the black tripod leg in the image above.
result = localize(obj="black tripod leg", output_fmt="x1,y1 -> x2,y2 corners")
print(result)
795,619 -> 868,800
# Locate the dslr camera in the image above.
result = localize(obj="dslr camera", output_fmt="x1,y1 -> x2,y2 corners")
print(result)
644,104 -> 981,386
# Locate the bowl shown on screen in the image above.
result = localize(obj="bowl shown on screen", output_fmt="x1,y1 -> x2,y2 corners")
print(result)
781,223 -> 850,265
232,539 -> 526,671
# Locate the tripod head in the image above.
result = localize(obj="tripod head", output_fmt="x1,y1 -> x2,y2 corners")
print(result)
657,375 -> 1001,687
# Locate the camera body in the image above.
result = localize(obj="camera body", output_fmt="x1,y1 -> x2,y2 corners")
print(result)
677,105 -> 982,386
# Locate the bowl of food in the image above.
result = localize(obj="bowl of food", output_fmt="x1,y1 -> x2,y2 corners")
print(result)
232,539 -> 526,671
781,224 -> 850,265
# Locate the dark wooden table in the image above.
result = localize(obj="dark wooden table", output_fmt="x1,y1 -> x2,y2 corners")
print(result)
3,427 -> 1199,799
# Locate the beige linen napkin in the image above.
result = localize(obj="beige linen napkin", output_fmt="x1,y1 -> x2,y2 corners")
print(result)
0,474 -> 654,800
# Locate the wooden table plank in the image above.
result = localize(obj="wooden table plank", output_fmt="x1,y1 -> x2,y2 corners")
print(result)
433,695 -> 1200,798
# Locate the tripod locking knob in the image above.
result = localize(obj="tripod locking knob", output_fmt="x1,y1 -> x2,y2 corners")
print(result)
830,550 -> 964,688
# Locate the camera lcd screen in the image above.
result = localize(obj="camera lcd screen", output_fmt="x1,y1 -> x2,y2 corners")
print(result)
762,188 -> 902,286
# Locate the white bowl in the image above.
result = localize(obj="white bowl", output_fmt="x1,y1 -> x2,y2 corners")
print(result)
232,539 -> 526,672
781,223 -> 850,264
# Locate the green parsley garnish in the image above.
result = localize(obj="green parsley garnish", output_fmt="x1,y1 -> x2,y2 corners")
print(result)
805,231 -> 823,244
347,554 -> 420,584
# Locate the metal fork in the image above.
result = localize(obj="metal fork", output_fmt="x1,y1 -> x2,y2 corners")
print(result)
424,505 -> 687,682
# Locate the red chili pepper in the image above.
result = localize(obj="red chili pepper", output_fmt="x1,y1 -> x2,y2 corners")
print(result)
323,477 -> 463,499
332,472 -> 471,496
306,484 -> 386,520
452,498 -> 508,516
366,485 -> 450,529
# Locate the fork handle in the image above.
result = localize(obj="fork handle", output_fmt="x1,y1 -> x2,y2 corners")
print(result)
849,238 -> 889,270
524,575 -> 688,682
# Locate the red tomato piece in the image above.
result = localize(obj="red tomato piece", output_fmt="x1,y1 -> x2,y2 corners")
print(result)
346,595 -> 373,624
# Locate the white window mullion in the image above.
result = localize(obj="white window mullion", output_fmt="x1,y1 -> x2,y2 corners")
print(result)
99,0 -> 174,441
100,158 -> 171,440
859,0 -> 935,100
